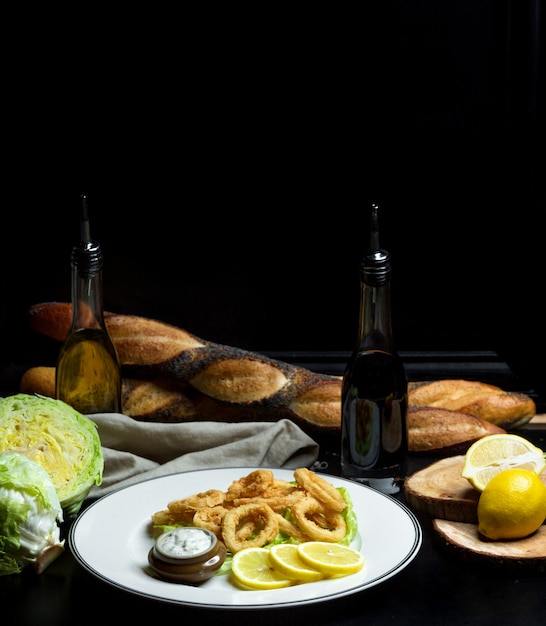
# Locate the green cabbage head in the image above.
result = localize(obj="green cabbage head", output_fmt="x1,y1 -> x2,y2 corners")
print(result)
0,451 -> 65,575
0,394 -> 103,518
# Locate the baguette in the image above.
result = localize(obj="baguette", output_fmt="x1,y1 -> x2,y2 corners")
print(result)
21,366 -> 198,423
28,302 -> 208,365
408,379 -> 536,429
407,406 -> 505,455
20,365 -> 343,426
25,303 -> 343,435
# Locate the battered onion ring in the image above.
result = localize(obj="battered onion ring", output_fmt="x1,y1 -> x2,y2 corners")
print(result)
192,506 -> 229,539
151,508 -> 179,526
275,513 -> 312,543
225,470 -> 275,502
222,503 -> 279,553
294,467 -> 347,512
168,489 -> 225,514
264,479 -> 301,498
230,489 -> 306,512
291,497 -> 347,543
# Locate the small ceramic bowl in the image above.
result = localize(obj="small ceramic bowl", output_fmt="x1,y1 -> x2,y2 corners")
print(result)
148,527 -> 226,584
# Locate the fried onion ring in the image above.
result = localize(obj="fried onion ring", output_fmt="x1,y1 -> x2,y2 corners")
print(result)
167,489 -> 225,515
230,488 -> 306,512
192,506 -> 229,539
224,469 -> 275,503
291,497 -> 347,543
222,503 -> 279,553
264,479 -> 301,498
151,508 -> 179,526
294,467 -> 347,512
275,513 -> 312,543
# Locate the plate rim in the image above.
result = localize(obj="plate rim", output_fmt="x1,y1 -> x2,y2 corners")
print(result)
69,466 -> 422,610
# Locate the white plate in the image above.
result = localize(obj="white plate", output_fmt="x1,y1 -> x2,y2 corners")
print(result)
69,467 -> 422,609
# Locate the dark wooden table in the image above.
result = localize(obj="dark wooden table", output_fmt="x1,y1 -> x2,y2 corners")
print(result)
2,352 -> 545,626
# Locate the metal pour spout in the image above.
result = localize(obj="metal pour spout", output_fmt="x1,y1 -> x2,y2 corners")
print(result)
80,193 -> 91,246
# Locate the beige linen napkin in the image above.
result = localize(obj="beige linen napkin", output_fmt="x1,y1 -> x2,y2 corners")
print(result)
87,413 -> 320,498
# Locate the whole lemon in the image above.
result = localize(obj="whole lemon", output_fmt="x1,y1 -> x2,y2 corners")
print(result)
477,468 -> 546,540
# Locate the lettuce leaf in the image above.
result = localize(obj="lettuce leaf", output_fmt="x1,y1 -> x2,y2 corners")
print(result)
0,451 -> 64,575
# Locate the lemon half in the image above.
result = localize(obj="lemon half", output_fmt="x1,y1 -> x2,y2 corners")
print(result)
462,433 -> 546,492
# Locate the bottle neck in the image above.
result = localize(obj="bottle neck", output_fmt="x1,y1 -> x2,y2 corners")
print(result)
357,277 -> 395,353
70,262 -> 106,331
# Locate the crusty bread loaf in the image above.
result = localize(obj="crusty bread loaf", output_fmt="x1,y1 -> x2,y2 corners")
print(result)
409,379 -> 536,429
20,365 -> 344,427
28,302 -> 208,365
21,366 -> 198,423
25,303 -> 343,434
407,406 -> 505,454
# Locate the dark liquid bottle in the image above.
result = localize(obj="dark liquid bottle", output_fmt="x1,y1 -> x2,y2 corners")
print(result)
56,194 -> 121,414
340,204 -> 408,494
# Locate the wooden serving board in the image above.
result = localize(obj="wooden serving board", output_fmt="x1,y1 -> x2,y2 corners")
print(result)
404,455 -> 546,566
404,455 -> 480,523
433,520 -> 546,565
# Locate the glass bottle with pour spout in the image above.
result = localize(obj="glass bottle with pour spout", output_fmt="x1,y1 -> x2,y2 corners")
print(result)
55,194 -> 121,414
340,203 -> 408,494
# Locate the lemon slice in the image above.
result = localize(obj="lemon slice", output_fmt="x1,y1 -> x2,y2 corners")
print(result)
297,542 -> 365,576
462,433 -> 546,492
231,547 -> 294,590
268,544 -> 324,582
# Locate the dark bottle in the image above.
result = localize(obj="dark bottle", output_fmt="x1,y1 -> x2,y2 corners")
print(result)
56,194 -> 122,414
340,203 -> 408,494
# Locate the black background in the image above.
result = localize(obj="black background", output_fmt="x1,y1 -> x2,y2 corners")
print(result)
2,2 -> 544,395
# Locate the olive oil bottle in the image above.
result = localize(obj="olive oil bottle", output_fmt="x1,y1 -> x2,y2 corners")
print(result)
56,194 -> 121,414
340,203 -> 408,494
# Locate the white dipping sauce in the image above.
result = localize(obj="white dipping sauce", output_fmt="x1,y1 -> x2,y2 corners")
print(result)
157,528 -> 213,559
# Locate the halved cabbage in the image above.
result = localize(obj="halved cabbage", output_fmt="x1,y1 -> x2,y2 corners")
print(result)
0,451 -> 64,575
0,394 -> 103,518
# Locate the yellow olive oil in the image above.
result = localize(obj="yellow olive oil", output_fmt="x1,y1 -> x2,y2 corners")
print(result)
56,328 -> 121,413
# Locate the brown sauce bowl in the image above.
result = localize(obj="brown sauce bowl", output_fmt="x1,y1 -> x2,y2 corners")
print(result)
148,527 -> 227,584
